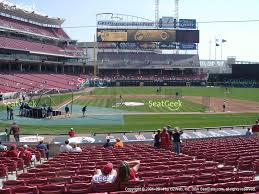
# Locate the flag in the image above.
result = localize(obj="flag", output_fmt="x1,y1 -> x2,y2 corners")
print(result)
216,43 -> 220,46
222,39 -> 227,43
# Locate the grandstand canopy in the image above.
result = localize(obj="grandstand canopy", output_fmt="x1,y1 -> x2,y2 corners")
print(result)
0,1 -> 65,26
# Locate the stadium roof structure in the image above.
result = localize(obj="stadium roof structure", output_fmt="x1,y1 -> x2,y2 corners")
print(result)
0,1 -> 65,26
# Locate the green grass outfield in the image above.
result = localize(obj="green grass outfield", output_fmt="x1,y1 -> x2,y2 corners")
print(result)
0,113 -> 258,134
74,98 -> 205,112
92,87 -> 259,102
1,86 -> 259,134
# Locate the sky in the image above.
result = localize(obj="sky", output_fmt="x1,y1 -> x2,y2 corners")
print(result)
7,0 -> 259,62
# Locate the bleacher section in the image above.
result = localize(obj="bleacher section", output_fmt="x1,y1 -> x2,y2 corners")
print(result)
97,71 -> 208,81
98,52 -> 200,67
0,36 -> 84,57
1,140 -> 258,194
0,74 -> 85,93
0,15 -> 69,39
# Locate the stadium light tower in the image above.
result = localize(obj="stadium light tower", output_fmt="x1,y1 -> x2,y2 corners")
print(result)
155,0 -> 159,28
175,0 -> 179,22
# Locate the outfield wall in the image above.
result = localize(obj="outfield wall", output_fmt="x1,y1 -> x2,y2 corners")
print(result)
87,80 -> 206,87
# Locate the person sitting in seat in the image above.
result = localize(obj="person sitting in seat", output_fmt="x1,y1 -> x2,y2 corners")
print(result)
114,138 -> 123,148
70,143 -> 82,153
68,128 -> 76,138
92,162 -> 117,183
103,139 -> 113,148
23,145 -> 36,163
60,140 -> 72,152
6,144 -> 18,157
246,128 -> 252,136
117,160 -> 140,182
36,140 -> 49,160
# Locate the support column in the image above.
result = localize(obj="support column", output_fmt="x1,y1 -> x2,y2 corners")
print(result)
83,65 -> 85,74
55,65 -> 58,73
20,64 -> 23,72
62,65 -> 65,74
8,63 -> 11,72
72,66 -> 75,73
38,64 -> 42,72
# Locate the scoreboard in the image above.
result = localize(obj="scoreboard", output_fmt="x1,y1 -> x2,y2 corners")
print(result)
97,29 -> 199,43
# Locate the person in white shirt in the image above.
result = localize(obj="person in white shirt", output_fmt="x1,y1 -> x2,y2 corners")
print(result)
60,140 -> 72,152
70,143 -> 82,153
92,162 -> 117,184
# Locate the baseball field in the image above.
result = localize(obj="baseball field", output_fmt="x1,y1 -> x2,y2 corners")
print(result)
0,86 -> 259,134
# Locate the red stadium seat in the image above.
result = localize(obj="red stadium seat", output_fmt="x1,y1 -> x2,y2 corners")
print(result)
25,178 -> 48,186
92,182 -> 119,192
3,180 -> 25,188
38,184 -> 65,194
66,183 -> 92,194
17,172 -> 36,180
12,186 -> 37,194
0,188 -> 11,194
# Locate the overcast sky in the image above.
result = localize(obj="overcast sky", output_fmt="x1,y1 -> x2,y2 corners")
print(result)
8,0 -> 259,62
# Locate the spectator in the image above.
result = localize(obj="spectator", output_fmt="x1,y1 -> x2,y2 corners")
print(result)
47,106 -> 53,119
117,160 -> 140,183
65,105 -> 70,118
6,144 -> 18,157
10,122 -> 20,142
36,141 -> 49,160
0,141 -> 7,151
9,106 -> 14,120
172,127 -> 183,155
246,128 -> 252,136
92,162 -> 117,183
6,105 -> 10,120
252,120 -> 259,135
60,140 -> 72,152
82,105 -> 87,117
160,127 -> 170,149
114,138 -> 123,148
68,128 -> 76,138
103,139 -> 113,148
154,129 -> 161,148
70,143 -> 82,152
23,145 -> 36,163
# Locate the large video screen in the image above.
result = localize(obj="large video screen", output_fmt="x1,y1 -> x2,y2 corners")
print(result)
176,30 -> 199,43
97,29 -> 176,42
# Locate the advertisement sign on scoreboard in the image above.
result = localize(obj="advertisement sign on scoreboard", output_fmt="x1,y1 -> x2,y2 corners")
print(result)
179,19 -> 196,29
139,42 -> 157,49
97,30 -> 127,42
98,42 -> 117,49
179,43 -> 197,50
118,42 -> 138,49
158,42 -> 176,49
127,29 -> 176,42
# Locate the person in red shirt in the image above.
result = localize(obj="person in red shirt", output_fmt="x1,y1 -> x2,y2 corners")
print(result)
6,144 -> 18,157
252,120 -> 259,134
10,122 -> 20,142
68,128 -> 76,138
160,127 -> 171,149
117,160 -> 140,183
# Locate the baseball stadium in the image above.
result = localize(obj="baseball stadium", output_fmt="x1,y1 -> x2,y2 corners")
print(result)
0,0 -> 258,193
